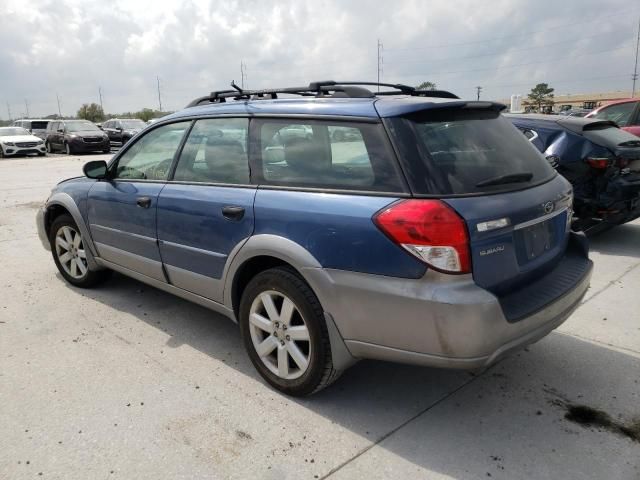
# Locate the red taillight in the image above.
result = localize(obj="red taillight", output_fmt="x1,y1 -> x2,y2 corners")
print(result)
373,199 -> 471,274
585,157 -> 612,169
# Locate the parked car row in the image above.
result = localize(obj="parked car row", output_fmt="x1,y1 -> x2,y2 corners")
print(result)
2,117 -> 151,157
36,81 -> 594,396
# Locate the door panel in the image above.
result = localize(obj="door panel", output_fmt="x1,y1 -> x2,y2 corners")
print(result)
157,184 -> 256,301
88,181 -> 166,281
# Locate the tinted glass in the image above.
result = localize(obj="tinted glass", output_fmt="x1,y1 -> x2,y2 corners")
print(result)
254,119 -> 402,192
592,102 -> 637,127
173,118 -> 249,184
387,110 -> 556,195
31,121 -> 49,130
66,121 -> 101,132
114,122 -> 189,181
0,127 -> 30,136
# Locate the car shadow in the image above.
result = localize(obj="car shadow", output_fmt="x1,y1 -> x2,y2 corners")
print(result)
61,271 -> 640,478
588,221 -> 640,259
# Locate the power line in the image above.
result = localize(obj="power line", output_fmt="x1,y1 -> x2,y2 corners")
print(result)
385,8 -> 640,52
403,43 -> 634,79
386,32 -> 630,66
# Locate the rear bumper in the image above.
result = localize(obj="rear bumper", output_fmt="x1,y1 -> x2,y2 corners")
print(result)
305,233 -> 592,370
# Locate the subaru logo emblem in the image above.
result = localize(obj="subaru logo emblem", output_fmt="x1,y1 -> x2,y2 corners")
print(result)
543,201 -> 554,214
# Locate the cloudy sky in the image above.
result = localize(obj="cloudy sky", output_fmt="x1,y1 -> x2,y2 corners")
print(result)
1,0 -> 638,118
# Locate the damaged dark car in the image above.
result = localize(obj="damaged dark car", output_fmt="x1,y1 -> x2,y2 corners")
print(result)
507,114 -> 640,234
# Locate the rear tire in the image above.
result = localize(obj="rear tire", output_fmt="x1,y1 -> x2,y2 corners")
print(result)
49,214 -> 111,288
46,141 -> 53,153
239,267 -> 340,396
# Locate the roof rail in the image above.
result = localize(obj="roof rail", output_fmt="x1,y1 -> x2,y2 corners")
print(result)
185,80 -> 459,108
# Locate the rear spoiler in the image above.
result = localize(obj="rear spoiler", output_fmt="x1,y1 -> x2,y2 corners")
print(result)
556,117 -> 618,134
376,100 -> 506,118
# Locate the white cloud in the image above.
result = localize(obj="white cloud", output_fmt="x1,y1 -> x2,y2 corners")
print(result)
0,0 -> 636,118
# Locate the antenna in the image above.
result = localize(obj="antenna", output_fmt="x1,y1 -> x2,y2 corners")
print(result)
157,76 -> 163,112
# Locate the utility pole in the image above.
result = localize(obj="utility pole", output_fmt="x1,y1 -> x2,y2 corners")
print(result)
240,61 -> 247,89
24,99 -> 29,118
157,76 -> 163,112
377,39 -> 384,91
6,102 -> 11,121
56,93 -> 62,118
476,86 -> 483,100
98,86 -> 104,111
632,16 -> 640,97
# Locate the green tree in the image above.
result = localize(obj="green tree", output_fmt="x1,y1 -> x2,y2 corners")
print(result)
416,81 -> 437,90
77,103 -> 105,123
135,108 -> 156,122
527,83 -> 555,112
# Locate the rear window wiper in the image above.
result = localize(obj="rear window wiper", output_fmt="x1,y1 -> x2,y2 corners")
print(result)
475,172 -> 533,187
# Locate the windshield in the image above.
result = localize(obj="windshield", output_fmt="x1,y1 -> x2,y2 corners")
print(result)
0,127 -> 31,136
121,120 -> 146,129
387,109 -> 556,195
66,121 -> 100,132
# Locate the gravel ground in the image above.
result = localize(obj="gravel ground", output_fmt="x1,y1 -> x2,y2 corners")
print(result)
0,154 -> 638,479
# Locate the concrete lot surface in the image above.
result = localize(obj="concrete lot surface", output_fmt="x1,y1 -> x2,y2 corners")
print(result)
0,154 -> 639,479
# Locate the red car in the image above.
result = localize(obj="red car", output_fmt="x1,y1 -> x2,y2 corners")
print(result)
586,99 -> 640,137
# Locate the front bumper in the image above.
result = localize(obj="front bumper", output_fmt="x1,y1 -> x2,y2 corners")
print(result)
69,138 -> 110,152
36,206 -> 50,251
1,143 -> 46,156
305,233 -> 593,370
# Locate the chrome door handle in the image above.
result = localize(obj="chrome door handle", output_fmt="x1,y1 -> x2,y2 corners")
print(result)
136,196 -> 152,208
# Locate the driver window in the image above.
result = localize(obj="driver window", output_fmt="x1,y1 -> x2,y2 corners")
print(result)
114,122 -> 189,181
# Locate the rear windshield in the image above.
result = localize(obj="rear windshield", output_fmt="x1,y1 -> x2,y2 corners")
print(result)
387,109 -> 556,195
583,124 -> 640,148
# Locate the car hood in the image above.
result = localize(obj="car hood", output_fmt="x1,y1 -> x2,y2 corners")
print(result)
0,134 -> 42,143
70,131 -> 105,136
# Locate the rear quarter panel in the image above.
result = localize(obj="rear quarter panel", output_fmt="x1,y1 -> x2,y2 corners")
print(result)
252,189 -> 427,278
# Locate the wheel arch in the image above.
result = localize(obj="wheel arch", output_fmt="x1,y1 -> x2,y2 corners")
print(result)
45,193 -> 100,269
224,234 -> 356,371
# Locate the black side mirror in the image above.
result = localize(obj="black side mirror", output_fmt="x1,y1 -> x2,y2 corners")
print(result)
83,160 -> 108,179
57,128 -> 64,133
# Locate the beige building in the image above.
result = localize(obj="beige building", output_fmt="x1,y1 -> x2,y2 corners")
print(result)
499,90 -> 634,112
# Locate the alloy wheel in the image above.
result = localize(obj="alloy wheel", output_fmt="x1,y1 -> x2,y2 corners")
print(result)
65,143 -> 71,155
54,225 -> 88,279
248,290 -> 311,380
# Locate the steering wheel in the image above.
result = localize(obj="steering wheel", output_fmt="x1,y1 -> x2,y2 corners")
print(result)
145,158 -> 173,179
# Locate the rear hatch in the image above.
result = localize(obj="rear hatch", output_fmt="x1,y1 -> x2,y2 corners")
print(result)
384,103 -> 580,308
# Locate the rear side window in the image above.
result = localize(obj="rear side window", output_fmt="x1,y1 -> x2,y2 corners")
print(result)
173,118 -> 249,184
387,109 -> 556,195
591,102 -> 637,127
252,119 -> 403,192
31,121 -> 48,130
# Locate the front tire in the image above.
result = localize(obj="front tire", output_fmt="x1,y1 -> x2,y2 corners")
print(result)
239,267 -> 339,396
49,214 -> 111,288
65,142 -> 72,155
46,142 -> 53,154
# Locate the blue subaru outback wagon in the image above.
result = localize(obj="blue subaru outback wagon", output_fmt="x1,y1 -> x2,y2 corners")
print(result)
37,81 -> 593,395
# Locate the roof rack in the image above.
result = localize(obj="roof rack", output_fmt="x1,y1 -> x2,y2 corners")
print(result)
185,80 -> 459,108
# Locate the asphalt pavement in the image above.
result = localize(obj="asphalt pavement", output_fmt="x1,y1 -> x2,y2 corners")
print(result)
0,154 -> 638,479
